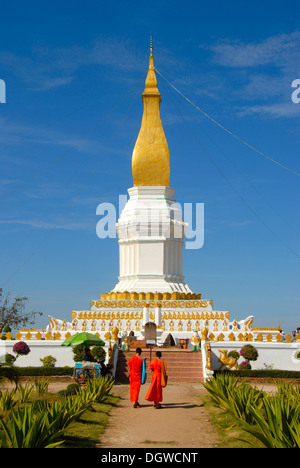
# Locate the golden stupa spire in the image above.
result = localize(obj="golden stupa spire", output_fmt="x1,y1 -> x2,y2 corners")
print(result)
131,37 -> 170,187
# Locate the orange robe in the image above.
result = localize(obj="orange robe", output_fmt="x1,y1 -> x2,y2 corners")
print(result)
145,358 -> 164,403
128,355 -> 143,402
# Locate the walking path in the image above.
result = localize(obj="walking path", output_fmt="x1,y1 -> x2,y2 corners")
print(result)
98,382 -> 220,449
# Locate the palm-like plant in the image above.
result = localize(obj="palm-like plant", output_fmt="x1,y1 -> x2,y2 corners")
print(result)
83,375 -> 115,403
0,389 -> 17,411
203,373 -> 264,425
240,393 -> 300,448
0,405 -> 65,448
17,383 -> 34,403
33,377 -> 49,396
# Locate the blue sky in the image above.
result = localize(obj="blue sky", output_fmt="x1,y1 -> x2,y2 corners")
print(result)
0,0 -> 299,335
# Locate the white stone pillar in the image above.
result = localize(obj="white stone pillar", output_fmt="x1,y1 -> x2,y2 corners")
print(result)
143,307 -> 149,326
155,307 -> 161,327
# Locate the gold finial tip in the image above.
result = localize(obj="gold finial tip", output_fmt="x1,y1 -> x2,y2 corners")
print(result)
150,34 -> 153,55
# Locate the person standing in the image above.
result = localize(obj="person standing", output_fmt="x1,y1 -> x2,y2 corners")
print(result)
128,348 -> 143,408
145,351 -> 167,409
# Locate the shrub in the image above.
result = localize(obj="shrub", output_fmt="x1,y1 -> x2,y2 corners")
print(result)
33,377 -> 49,396
0,366 -> 73,377
0,405 -> 66,448
17,383 -> 34,403
4,353 -> 16,366
72,344 -> 85,362
202,372 -> 240,407
240,344 -> 258,362
0,389 -> 17,411
228,350 -> 240,360
0,365 -> 19,385
82,376 -> 115,403
239,360 -> 252,370
91,346 -> 106,363
239,393 -> 300,448
215,369 -> 300,379
202,372 -> 264,425
63,383 -> 81,396
275,381 -> 300,402
40,355 -> 57,368
13,341 -> 30,356
40,396 -> 92,427
204,373 -> 300,448
58,383 -> 81,398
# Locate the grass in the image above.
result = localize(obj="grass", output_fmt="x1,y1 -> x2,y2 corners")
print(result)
201,375 -> 300,448
0,378 -> 120,448
201,395 -> 262,448
60,395 -> 120,448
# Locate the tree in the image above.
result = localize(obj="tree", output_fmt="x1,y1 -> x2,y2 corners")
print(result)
0,288 -> 42,334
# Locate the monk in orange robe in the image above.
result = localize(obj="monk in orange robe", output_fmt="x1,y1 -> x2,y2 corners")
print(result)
145,351 -> 167,409
128,347 -> 143,408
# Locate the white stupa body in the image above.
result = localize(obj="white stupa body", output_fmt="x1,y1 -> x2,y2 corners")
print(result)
112,186 -> 192,294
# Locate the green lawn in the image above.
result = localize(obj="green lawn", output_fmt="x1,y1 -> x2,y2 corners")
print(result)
202,395 -> 263,448
61,396 -> 120,448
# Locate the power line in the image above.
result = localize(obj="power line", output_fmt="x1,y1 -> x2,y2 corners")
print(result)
162,80 -> 300,240
159,78 -> 300,259
156,68 -> 300,177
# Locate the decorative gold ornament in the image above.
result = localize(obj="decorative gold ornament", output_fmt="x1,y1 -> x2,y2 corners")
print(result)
217,349 -> 238,371
201,326 -> 209,341
104,331 -> 111,341
206,342 -> 212,370
132,41 -> 170,187
111,327 -> 119,341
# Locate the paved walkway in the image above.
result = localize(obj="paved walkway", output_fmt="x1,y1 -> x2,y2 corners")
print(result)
98,382 -> 220,449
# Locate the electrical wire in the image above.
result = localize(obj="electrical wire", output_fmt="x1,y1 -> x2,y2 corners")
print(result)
159,78 -> 300,259
156,68 -> 300,177
161,80 -> 300,240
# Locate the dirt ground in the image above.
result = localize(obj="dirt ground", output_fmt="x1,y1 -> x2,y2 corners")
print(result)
1,379 -> 221,448
1,379 -> 278,449
98,380 -> 280,449
98,382 -> 220,449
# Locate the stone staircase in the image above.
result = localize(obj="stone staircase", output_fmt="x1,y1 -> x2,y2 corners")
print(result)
115,349 -> 203,384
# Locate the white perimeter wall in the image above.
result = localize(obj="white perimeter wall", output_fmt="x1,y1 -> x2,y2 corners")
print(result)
1,340 -> 300,372
1,341 -> 83,368
210,342 -> 300,371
